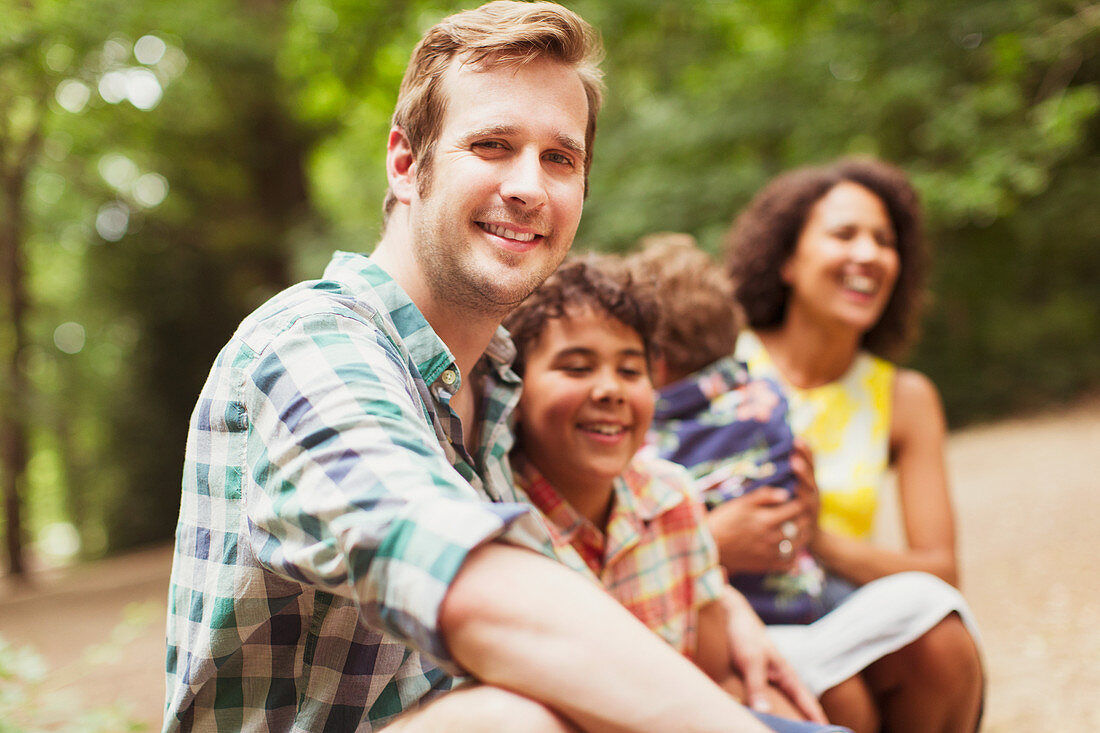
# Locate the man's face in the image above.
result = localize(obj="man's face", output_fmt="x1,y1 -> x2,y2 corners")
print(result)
408,56 -> 589,315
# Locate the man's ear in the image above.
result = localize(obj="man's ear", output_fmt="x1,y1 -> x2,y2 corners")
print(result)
387,127 -> 417,206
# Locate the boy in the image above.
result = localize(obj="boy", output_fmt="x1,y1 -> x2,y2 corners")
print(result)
504,258 -> 850,733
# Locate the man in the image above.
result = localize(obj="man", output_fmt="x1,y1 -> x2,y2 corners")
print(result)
164,3 -> 831,731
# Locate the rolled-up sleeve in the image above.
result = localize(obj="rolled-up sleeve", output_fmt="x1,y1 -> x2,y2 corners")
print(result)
241,310 -> 533,671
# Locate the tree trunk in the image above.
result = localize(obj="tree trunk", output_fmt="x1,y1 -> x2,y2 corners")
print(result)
0,171 -> 30,579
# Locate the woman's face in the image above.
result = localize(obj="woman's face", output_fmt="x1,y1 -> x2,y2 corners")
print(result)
780,181 -> 900,335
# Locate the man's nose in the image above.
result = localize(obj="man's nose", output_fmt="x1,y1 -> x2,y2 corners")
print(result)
500,149 -> 548,209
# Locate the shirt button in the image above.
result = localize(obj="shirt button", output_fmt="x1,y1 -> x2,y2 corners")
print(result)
441,369 -> 457,386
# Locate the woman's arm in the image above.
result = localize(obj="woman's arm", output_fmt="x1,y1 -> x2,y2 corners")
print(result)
812,368 -> 959,586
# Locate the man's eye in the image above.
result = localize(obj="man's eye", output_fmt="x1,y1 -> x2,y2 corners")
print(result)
544,151 -> 576,167
473,140 -> 507,151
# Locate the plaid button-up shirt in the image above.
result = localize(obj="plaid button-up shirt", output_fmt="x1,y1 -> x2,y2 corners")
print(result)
165,252 -> 553,732
513,454 -> 725,659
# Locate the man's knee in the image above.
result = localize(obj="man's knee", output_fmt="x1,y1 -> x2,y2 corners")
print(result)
387,685 -> 577,733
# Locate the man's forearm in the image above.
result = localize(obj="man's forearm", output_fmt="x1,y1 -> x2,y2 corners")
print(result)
440,542 -> 770,733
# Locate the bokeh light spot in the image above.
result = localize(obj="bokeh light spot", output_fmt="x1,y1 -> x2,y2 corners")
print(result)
98,153 -> 139,190
54,322 -> 87,354
96,202 -> 130,241
37,522 -> 82,562
103,37 -> 130,65
99,71 -> 128,104
56,79 -> 91,113
126,67 -> 163,110
45,43 -> 74,73
134,172 -> 169,208
134,35 -> 167,65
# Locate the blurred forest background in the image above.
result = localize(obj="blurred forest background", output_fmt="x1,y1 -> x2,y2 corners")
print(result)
1,0 -> 1098,576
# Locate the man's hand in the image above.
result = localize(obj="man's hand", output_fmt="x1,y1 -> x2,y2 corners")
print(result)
720,587 -> 827,724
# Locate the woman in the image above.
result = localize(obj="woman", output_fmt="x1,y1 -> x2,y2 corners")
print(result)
723,158 -> 983,733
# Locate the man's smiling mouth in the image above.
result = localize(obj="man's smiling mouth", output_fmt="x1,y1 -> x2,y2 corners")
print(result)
478,222 -> 540,242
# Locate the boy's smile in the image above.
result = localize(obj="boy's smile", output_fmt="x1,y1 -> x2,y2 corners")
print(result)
517,306 -> 655,515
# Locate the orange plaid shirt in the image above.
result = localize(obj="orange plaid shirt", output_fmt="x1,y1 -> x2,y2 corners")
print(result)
513,454 -> 725,658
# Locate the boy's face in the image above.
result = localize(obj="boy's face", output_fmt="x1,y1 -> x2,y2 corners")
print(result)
517,306 -> 655,492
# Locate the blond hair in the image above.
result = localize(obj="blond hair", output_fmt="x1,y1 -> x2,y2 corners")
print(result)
383,1 -> 604,221
626,233 -> 740,380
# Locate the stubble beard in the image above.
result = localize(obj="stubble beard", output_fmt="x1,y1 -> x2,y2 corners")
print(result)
412,201 -> 567,319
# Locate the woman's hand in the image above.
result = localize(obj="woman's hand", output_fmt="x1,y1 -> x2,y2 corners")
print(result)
790,439 -> 820,548
706,440 -> 820,575
706,493 -> 808,575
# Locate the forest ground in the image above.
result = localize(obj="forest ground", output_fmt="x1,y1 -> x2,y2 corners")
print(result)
2,399 -> 1098,730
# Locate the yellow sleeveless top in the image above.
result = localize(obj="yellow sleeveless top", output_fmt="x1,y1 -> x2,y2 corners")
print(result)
735,331 -> 896,539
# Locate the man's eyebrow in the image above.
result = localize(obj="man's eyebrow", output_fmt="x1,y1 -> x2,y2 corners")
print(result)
459,125 -> 586,159
554,133 -> 586,160
462,124 -> 519,143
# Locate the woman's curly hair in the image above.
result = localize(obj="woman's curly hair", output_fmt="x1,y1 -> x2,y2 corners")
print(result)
504,255 -> 659,376
725,157 -> 927,360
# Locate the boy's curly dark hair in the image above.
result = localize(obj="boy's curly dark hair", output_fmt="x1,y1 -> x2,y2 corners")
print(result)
725,157 -> 927,360
625,233 -> 739,381
504,255 -> 660,375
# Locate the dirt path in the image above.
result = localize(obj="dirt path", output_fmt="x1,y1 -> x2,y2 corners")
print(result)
2,400 -> 1098,730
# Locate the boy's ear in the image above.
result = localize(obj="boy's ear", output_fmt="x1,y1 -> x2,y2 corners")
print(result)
387,127 -> 417,205
651,355 -> 670,389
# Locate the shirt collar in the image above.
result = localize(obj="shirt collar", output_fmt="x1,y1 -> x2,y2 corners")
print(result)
514,455 -> 689,555
654,353 -> 749,420
618,459 -> 689,522
321,251 -> 520,390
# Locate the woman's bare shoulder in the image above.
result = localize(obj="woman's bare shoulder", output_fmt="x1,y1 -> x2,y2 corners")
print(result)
892,367 -> 946,446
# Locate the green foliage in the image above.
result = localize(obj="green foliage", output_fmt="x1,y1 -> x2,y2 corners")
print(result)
3,0 -> 1099,560
567,0 -> 1100,422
